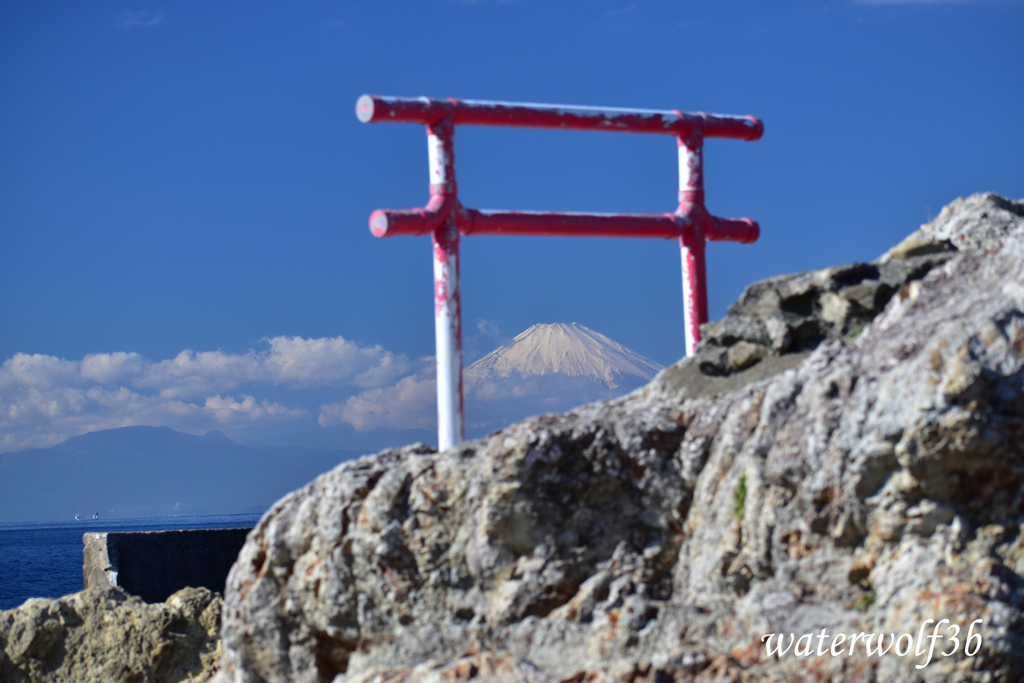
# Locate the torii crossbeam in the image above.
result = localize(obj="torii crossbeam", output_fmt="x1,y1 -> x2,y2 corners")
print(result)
356,94 -> 763,451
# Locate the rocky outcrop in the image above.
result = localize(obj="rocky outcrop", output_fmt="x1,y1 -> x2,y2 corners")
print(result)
211,193 -> 1024,682
0,586 -> 221,683
695,237 -> 955,382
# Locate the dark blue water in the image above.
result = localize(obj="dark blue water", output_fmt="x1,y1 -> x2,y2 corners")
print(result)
0,514 -> 262,610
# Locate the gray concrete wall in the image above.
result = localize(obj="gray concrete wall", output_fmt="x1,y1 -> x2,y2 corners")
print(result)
83,527 -> 252,603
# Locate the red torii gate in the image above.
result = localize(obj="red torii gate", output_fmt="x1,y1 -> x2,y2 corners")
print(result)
356,94 -> 763,451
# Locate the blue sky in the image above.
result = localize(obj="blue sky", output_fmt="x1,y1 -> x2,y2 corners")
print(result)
2,0 -> 1022,453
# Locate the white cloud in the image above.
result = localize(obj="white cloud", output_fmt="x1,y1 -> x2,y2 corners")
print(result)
320,372 -> 437,432
0,380 -> 306,453
116,10 -> 164,30
203,394 -> 306,423
2,383 -> 192,452
262,335 -> 408,388
2,332 -> 656,452
475,318 -> 504,340
464,318 -> 513,365
325,364 -> 643,436
133,335 -> 409,399
80,352 -> 144,384
0,354 -> 82,391
0,335 -> 407,453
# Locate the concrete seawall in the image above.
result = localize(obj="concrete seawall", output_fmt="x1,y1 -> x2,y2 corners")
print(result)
83,527 -> 251,603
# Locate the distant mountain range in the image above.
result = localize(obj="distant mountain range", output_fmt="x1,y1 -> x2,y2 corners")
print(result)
0,426 -> 362,523
0,324 -> 664,522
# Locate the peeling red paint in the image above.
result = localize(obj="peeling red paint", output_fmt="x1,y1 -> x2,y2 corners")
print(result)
357,95 -> 763,447
356,94 -> 763,141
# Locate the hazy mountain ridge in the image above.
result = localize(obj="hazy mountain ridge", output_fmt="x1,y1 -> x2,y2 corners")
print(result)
1,325 -> 663,521
0,426 -> 361,523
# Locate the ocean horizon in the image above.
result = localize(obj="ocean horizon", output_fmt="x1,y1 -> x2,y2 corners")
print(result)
0,513 -> 262,611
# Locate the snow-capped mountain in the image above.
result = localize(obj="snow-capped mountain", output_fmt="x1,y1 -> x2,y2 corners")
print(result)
466,323 -> 663,389
333,323 -> 666,437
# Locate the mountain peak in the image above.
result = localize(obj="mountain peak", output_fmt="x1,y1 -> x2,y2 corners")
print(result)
467,323 -> 663,388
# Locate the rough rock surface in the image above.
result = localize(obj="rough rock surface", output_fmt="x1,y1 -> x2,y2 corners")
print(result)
0,585 -> 222,683
217,193 -> 1024,682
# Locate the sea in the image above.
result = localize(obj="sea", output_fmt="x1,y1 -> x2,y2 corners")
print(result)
0,514 -> 263,611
